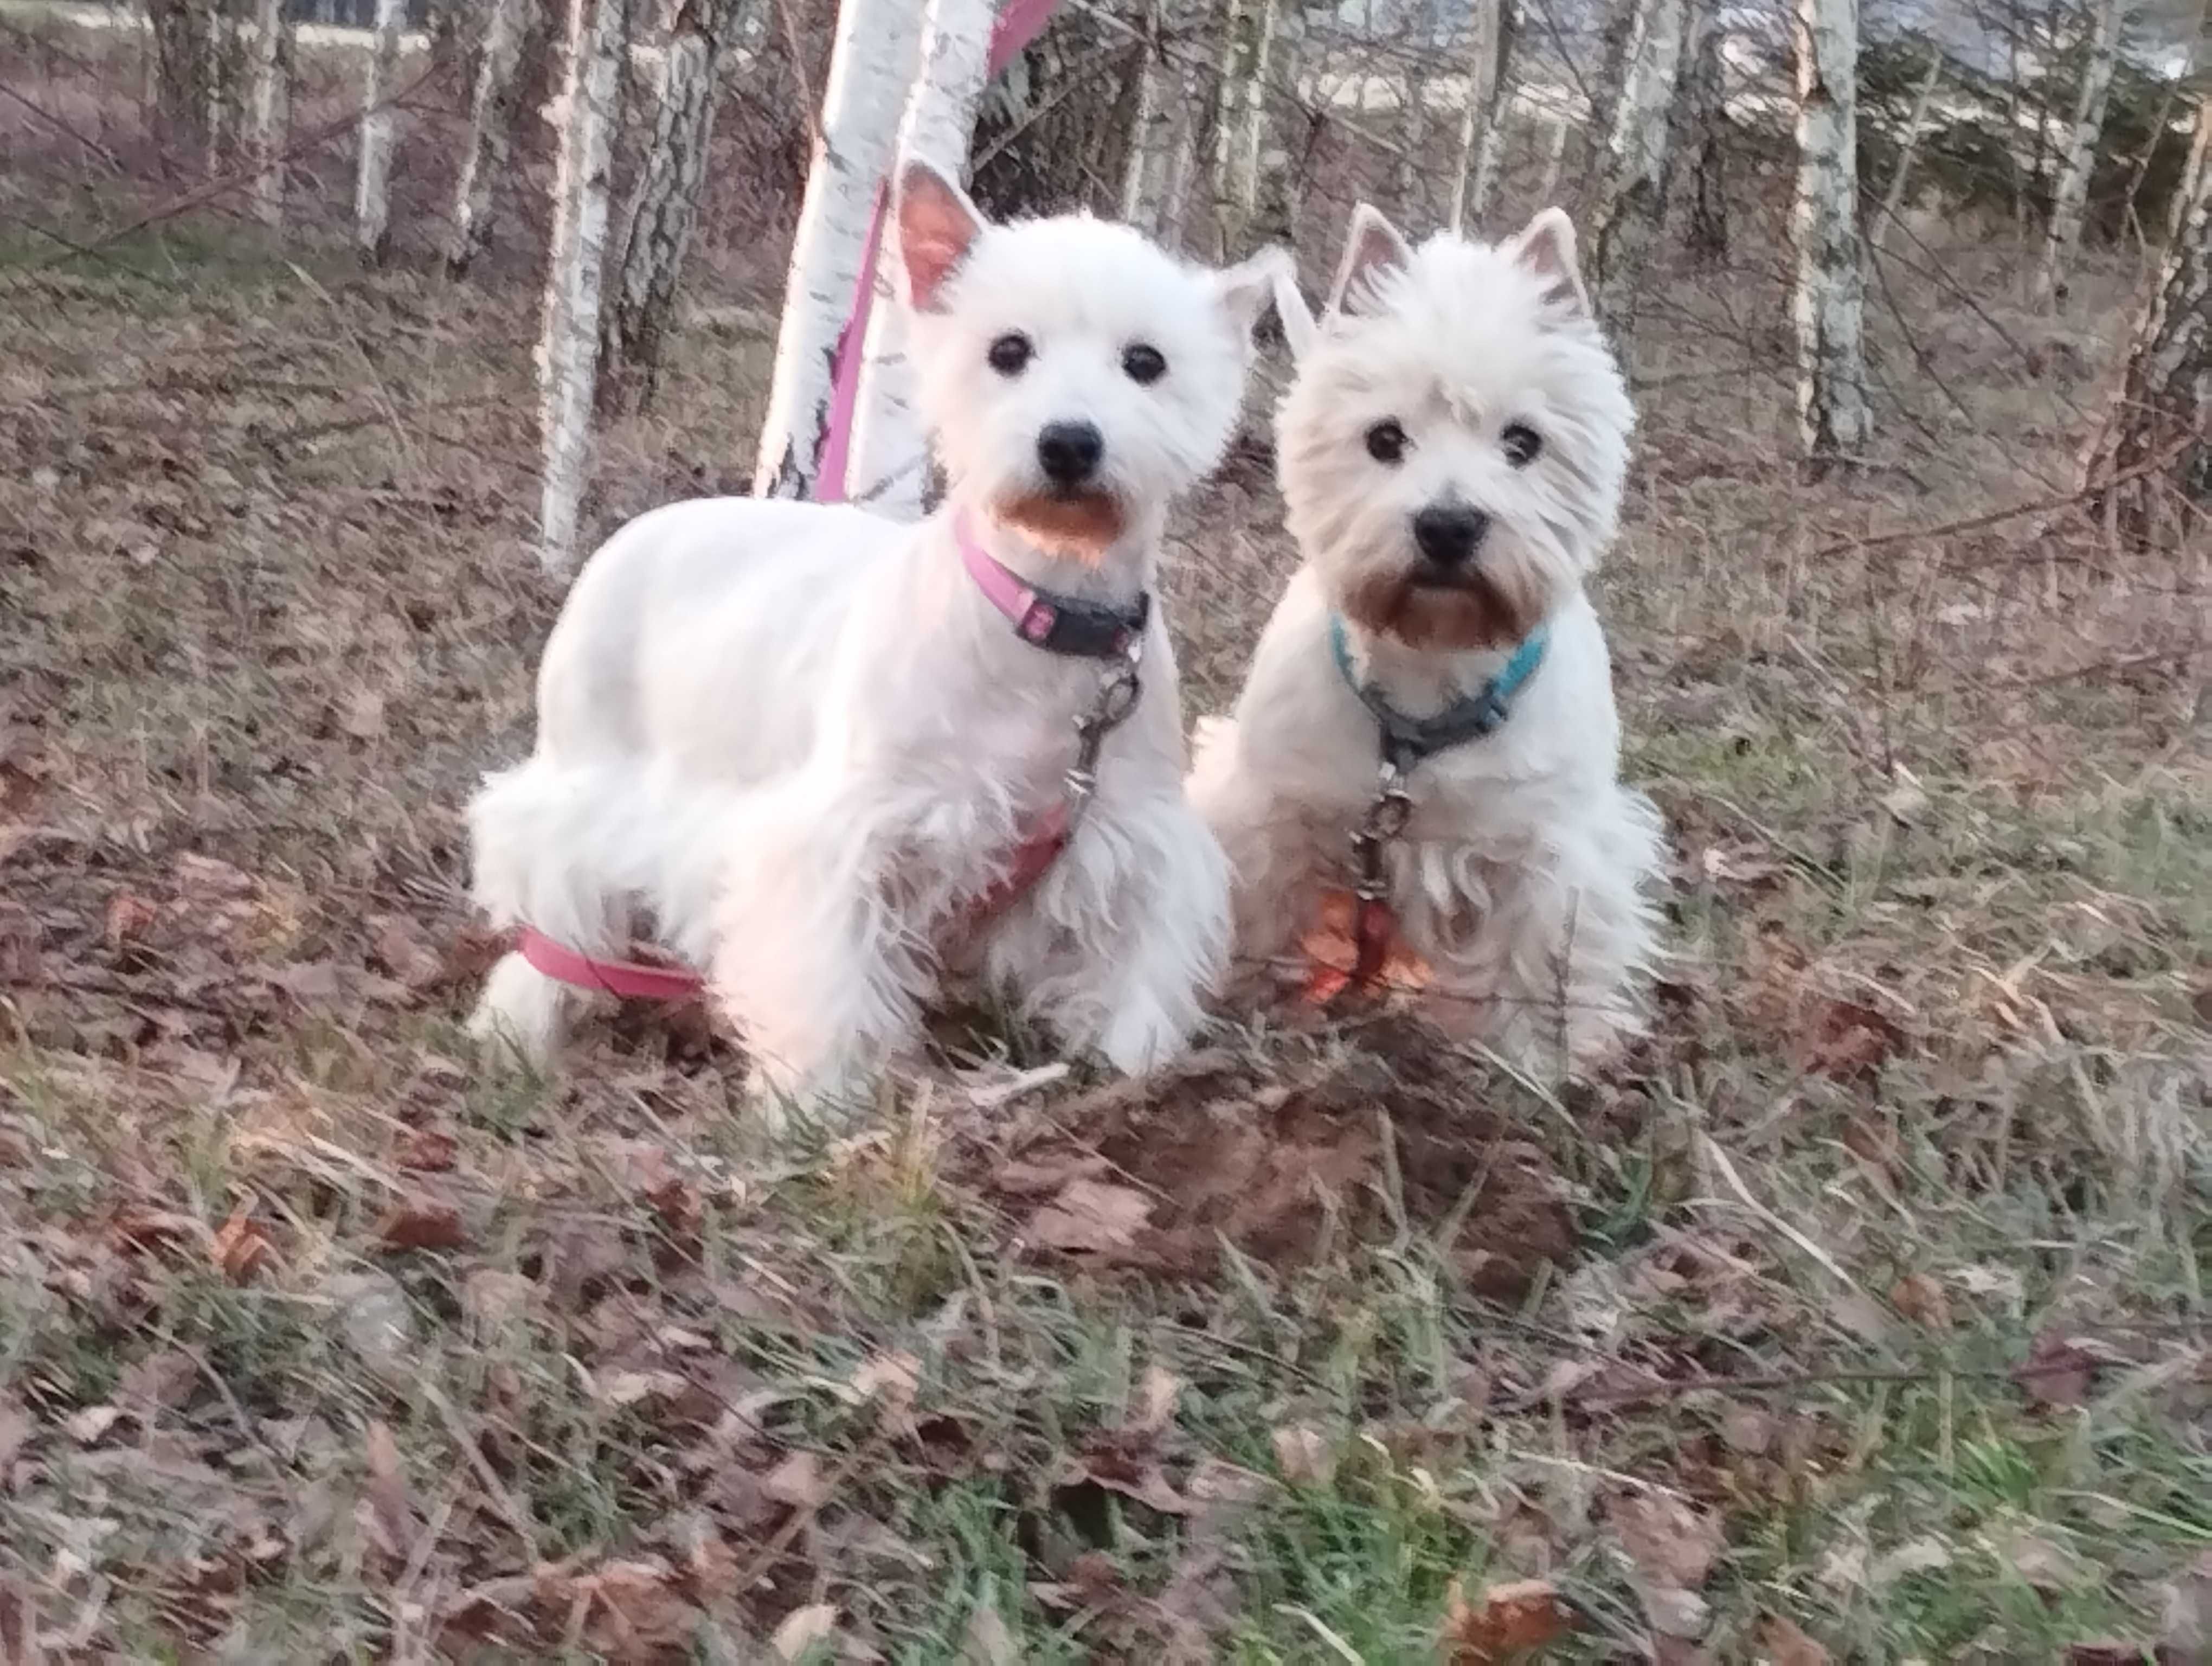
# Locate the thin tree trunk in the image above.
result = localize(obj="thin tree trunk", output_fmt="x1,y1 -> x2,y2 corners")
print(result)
447,0 -> 530,276
601,0 -> 752,409
1586,0 -> 1687,332
1585,0 -> 1638,184
2081,97 -> 2210,547
847,0 -> 995,516
246,0 -> 287,223
1450,0 -> 1516,233
2035,0 -> 2127,303
354,0 -> 407,262
751,0 -> 924,499
1535,108 -> 1568,203
148,0 -> 215,153
1874,41 -> 1940,239
1791,0 -> 1872,466
1251,0 -> 1306,241
536,0 -> 628,571
1226,0 -> 1279,235
1121,0 -> 1181,233
1396,5 -> 1435,219
1681,0 -> 1726,263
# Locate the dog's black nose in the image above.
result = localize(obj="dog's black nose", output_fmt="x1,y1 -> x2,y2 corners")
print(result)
1412,504 -> 1490,569
1037,421 -> 1104,486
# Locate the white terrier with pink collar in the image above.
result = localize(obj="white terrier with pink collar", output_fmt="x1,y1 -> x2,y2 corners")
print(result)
467,161 -> 1284,1123
1191,203 -> 1665,1073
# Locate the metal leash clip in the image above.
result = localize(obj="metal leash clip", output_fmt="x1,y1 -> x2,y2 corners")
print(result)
1350,758 -> 1413,901
1063,636 -> 1145,821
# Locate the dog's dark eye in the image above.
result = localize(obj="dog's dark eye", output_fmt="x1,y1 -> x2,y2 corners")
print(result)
987,332 -> 1032,376
1501,422 -> 1544,466
1365,419 -> 1408,465
1122,343 -> 1167,385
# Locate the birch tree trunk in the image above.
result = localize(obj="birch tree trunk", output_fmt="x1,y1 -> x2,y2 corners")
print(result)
1396,7 -> 1436,220
1791,0 -> 1872,466
1874,42 -> 1940,239
246,0 -> 287,224
1251,0 -> 1306,241
1121,0 -> 1175,228
1224,0 -> 1280,237
536,0 -> 628,571
846,0 -> 995,516
1449,0 -> 1516,233
1585,0 -> 1639,182
1586,0 -> 1687,332
751,0 -> 925,499
1534,109 -> 1568,203
2081,97 -> 2210,547
601,0 -> 753,408
353,0 -> 407,262
2035,0 -> 2127,303
1681,0 -> 1725,262
446,0 -> 530,276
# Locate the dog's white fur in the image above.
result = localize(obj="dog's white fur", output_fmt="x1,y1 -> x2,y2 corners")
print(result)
470,162 -> 1286,1120
1191,203 -> 1665,1072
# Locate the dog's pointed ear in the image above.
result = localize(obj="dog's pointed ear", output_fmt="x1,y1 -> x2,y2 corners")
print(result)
1210,244 -> 1296,344
1328,202 -> 1413,317
1512,206 -> 1592,316
1271,262 -> 1318,360
895,158 -> 987,313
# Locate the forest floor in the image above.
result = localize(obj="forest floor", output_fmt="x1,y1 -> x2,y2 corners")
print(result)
2,174 -> 2209,1663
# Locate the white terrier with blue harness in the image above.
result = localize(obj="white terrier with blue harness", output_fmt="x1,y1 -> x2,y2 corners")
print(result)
1189,202 -> 1666,1073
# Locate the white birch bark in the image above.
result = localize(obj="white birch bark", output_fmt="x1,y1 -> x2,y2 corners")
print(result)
1534,108 -> 1568,203
603,0 -> 754,403
1791,0 -> 1872,463
1874,42 -> 1940,238
536,0 -> 627,571
846,0 -> 996,516
751,0 -> 925,499
246,0 -> 286,225
1586,0 -> 1687,331
1121,0 -> 1181,234
2082,95 -> 2210,545
1395,10 -> 1434,219
353,0 -> 407,262
447,0 -> 529,276
1449,0 -> 1514,233
1226,0 -> 1279,230
2035,0 -> 2129,302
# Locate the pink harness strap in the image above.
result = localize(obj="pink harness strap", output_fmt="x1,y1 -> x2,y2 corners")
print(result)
518,926 -> 706,1001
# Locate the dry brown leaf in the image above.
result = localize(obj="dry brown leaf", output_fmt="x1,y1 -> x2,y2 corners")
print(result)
1793,998 -> 1906,1079
1889,1272 -> 1953,1332
1756,1614 -> 1830,1665
2159,1549 -> 2212,1658
771,1602 -> 838,1659
1270,1424 -> 1335,1488
763,1450 -> 832,1511
368,913 -> 442,988
1610,1492 -> 1725,1637
575,1558 -> 700,1652
104,891 -> 158,949
63,1405 -> 123,1446
117,1349 -> 197,1412
361,1419 -> 413,1560
1064,1445 -> 1191,1515
2017,1331 -> 2110,1408
211,1202 -> 274,1284
395,1127 -> 458,1172
1441,1577 -> 1573,1662
0,1399 -> 31,1474
1720,1401 -> 1779,1456
376,1198 -> 469,1253
1028,1178 -> 1153,1253
340,689 -> 386,740
852,1349 -> 922,1428
1128,1364 -> 1182,1437
962,1603 -> 1019,1664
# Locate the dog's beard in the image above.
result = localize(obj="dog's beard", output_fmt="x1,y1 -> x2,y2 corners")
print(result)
1341,549 -> 1553,650
993,489 -> 1126,562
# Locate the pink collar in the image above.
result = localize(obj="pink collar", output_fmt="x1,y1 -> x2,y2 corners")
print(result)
954,511 -> 1150,659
